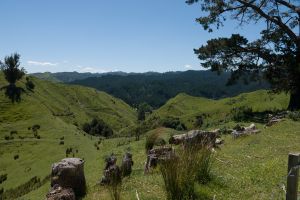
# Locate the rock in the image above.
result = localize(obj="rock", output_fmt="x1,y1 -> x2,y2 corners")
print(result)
46,184 -> 75,200
215,138 -> 224,145
121,152 -> 134,177
169,129 -> 220,148
232,123 -> 260,138
266,118 -> 283,127
51,158 -> 86,197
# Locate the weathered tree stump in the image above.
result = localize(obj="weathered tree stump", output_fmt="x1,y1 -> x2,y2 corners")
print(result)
51,158 -> 86,197
46,184 -> 75,200
121,152 -> 134,177
100,154 -> 122,185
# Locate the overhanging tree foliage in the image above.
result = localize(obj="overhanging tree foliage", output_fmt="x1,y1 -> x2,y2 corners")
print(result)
187,0 -> 300,110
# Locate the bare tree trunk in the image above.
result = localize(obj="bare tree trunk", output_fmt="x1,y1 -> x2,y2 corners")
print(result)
288,87 -> 300,111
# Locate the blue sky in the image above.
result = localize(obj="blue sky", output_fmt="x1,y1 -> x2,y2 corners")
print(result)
0,0 -> 263,73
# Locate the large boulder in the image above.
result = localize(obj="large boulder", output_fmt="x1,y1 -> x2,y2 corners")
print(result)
51,158 -> 86,197
46,184 -> 75,200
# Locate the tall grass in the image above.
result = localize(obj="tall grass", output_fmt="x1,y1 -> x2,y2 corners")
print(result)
107,167 -> 122,200
159,144 -> 214,200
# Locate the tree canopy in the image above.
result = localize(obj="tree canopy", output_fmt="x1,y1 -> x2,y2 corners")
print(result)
0,53 -> 26,102
0,53 -> 25,85
187,0 -> 300,110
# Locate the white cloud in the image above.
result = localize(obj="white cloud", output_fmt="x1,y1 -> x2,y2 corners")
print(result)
78,66 -> 108,73
27,60 -> 57,66
184,64 -> 193,69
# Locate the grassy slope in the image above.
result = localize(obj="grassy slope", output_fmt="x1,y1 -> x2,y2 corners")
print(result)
149,90 -> 289,129
0,74 -> 136,197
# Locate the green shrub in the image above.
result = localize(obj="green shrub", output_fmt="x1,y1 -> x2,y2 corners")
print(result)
25,77 -> 35,91
194,115 -> 204,128
82,118 -> 113,138
161,117 -> 187,131
288,111 -> 300,121
14,155 -> 19,160
231,106 -> 253,122
0,174 -> 7,184
10,130 -> 17,135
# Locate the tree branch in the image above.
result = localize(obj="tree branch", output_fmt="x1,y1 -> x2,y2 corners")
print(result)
236,0 -> 298,42
275,0 -> 300,14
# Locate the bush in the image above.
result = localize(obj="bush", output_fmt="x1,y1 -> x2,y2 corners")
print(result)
10,130 -> 18,135
231,106 -> 253,122
32,124 -> 40,130
82,118 -> 113,137
288,111 -> 300,121
25,77 -> 35,91
59,141 -> 64,145
14,155 -> 19,160
161,117 -> 187,131
194,115 -> 204,128
0,174 -> 7,184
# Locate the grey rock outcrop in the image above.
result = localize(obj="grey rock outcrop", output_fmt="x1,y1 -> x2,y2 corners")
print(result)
51,158 -> 86,197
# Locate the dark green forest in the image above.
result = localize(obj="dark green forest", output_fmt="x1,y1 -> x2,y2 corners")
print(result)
68,70 -> 268,108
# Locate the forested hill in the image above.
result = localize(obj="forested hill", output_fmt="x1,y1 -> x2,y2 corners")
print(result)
69,70 -> 269,108
31,71 -> 128,83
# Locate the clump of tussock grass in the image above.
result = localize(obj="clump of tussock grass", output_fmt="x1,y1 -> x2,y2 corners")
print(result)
107,168 -> 122,200
159,142 -> 214,200
145,130 -> 161,153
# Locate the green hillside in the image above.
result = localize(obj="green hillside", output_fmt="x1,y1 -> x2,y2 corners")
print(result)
148,90 -> 289,130
0,74 -> 137,134
0,74 -> 137,198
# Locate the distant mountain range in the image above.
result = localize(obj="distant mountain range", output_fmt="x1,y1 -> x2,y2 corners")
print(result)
31,70 -> 269,108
